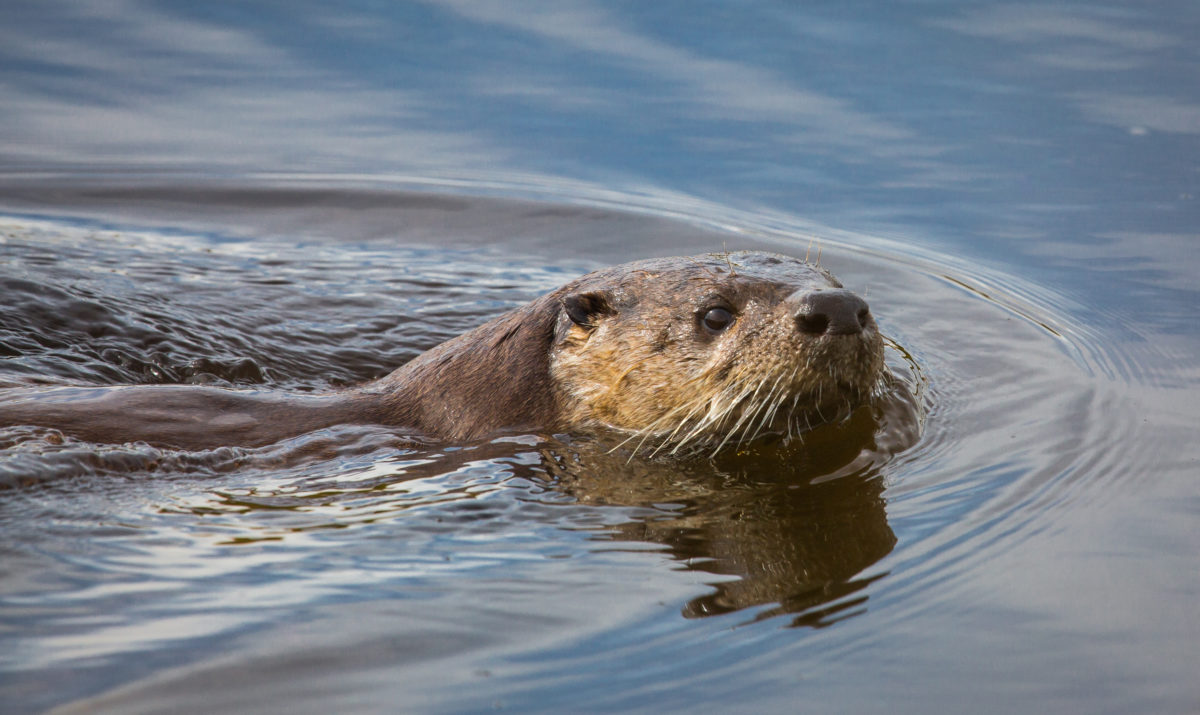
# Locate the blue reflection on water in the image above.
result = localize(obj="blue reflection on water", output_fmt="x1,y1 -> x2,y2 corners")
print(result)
2,2 -> 1199,713
2,1 -> 1195,247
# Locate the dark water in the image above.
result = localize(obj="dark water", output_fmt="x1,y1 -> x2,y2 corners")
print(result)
1,2 -> 1198,714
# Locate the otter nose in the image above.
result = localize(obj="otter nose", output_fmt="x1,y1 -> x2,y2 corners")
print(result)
789,288 -> 871,336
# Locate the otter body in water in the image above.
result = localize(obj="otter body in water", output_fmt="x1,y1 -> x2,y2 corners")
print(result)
0,252 -> 884,454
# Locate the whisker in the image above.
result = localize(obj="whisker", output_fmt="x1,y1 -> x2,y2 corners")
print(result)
746,368 -> 797,444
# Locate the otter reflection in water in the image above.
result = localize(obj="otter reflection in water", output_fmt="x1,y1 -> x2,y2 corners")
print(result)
539,398 -> 901,624
0,252 -> 883,456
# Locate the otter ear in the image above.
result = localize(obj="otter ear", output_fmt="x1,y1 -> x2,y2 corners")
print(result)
562,290 -> 615,330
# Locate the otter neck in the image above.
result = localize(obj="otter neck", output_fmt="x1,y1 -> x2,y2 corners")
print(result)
367,294 -> 564,441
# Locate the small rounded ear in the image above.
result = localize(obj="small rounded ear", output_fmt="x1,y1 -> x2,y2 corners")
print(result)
562,290 -> 615,330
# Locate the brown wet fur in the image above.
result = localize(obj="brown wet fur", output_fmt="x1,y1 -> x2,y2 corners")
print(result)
0,251 -> 884,452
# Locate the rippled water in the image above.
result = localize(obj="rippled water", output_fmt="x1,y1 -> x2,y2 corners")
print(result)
1,190 -> 1192,713
2,1 -> 1198,713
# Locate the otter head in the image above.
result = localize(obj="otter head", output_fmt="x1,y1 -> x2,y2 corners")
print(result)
549,251 -> 885,456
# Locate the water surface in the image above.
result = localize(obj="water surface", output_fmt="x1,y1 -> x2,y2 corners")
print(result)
1,2 -> 1197,713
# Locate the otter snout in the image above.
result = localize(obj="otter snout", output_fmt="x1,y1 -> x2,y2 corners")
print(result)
789,288 -> 872,336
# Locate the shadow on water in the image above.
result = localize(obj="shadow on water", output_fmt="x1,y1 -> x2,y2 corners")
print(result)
177,419 -> 905,630
539,409 -> 898,627
526,337 -> 922,624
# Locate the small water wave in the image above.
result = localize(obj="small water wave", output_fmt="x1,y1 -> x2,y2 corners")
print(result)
0,217 -> 589,390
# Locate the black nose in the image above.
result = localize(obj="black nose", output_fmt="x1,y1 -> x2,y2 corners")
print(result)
789,288 -> 871,336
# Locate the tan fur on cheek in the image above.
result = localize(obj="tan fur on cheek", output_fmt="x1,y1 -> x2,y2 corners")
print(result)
553,318 -> 696,431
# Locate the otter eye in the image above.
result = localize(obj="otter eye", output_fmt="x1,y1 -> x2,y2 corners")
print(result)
702,307 -> 734,334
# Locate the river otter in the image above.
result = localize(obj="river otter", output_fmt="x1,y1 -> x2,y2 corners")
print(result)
0,251 -> 884,454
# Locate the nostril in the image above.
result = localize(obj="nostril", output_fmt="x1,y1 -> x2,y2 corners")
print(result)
797,313 -> 830,335
789,288 -> 870,336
